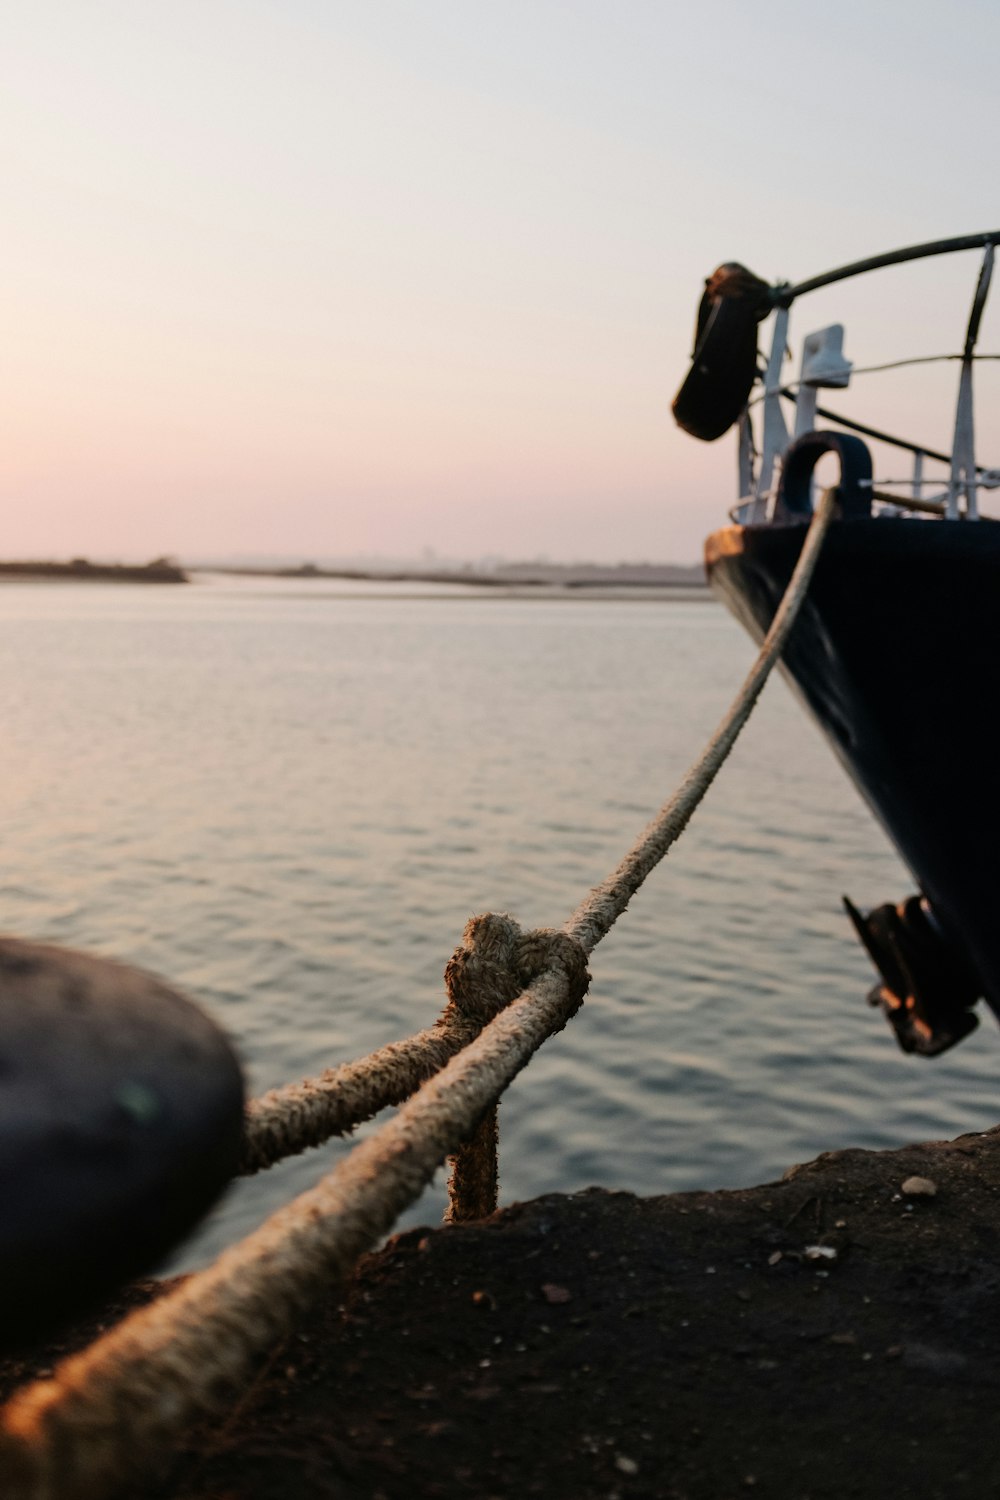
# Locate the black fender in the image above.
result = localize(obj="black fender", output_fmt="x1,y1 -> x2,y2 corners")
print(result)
672,263 -> 771,442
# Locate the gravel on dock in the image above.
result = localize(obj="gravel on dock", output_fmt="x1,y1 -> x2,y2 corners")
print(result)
5,1125 -> 1000,1499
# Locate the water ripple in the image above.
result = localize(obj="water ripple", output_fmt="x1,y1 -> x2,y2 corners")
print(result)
0,582 -> 996,1271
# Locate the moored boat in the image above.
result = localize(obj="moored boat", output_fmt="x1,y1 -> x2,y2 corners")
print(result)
674,232 -> 1000,1056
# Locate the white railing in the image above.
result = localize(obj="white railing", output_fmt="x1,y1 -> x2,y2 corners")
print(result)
738,235 -> 1000,523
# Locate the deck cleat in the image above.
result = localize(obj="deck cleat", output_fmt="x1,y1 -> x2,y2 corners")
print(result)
843,895 -> 981,1057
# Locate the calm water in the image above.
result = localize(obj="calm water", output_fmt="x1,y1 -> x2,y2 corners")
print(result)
1,574 -> 997,1269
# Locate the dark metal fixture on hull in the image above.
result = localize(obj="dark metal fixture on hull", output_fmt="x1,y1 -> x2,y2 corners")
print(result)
842,895 -> 980,1056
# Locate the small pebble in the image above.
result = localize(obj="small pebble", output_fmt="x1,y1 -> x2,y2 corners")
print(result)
615,1455 -> 639,1476
804,1244 -> 838,1262
901,1175 -> 938,1198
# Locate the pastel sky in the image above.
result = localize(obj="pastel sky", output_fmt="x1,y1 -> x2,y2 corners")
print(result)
4,0 -> 999,562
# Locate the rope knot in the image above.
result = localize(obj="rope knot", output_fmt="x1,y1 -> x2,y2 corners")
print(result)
443,913 -> 590,1029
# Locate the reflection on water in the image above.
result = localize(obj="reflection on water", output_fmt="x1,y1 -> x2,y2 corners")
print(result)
0,574 -> 996,1270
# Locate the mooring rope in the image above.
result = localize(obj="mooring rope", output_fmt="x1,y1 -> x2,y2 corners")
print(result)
0,490 -> 836,1500
241,487 -> 837,1178
0,923 -> 591,1500
239,918 -> 583,1174
565,487 -> 836,957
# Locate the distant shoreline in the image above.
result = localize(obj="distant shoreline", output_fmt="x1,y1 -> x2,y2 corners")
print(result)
0,558 -> 710,594
189,561 -> 709,591
0,559 -> 188,584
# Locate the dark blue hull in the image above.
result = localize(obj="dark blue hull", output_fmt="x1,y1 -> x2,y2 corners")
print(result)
706,516 -> 1000,1024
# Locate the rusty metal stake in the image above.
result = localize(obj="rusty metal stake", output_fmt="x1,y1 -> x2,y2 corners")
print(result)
446,1104 -> 498,1222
